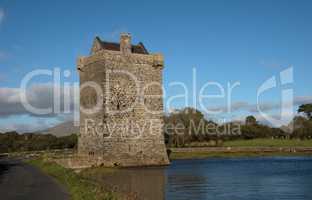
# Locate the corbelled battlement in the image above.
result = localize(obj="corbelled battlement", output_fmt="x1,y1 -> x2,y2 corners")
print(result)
77,50 -> 164,72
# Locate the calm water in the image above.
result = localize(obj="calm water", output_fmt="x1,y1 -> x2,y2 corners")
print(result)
95,157 -> 312,200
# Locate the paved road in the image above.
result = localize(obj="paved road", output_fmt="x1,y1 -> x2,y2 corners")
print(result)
0,157 -> 69,200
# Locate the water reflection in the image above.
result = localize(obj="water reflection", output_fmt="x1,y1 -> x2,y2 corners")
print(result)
95,167 -> 166,200
92,157 -> 312,200
166,157 -> 312,200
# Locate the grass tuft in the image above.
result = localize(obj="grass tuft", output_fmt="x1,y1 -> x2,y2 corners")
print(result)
170,151 -> 312,159
27,159 -> 117,200
223,139 -> 312,147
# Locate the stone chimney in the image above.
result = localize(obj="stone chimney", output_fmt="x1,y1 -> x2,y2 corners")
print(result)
120,33 -> 131,54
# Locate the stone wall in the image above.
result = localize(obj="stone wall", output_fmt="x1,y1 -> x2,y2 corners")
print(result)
77,36 -> 169,167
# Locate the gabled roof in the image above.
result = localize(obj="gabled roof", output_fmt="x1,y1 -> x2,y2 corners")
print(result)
92,36 -> 149,55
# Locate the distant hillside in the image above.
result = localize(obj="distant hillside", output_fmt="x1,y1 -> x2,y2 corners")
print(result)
38,121 -> 79,137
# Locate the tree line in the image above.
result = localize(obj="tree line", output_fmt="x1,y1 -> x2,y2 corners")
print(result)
165,104 -> 312,147
0,132 -> 77,153
1,103 -> 311,152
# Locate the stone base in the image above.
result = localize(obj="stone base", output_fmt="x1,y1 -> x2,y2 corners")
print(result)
55,154 -> 170,169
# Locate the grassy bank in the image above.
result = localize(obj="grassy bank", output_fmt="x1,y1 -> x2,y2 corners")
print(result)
170,151 -> 312,160
223,139 -> 312,147
27,159 -> 117,200
169,139 -> 312,159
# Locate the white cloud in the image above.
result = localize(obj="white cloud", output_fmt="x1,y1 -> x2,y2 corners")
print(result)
231,112 -> 294,127
208,96 -> 312,115
0,121 -> 51,133
206,96 -> 312,126
293,96 -> 312,105
1,81 -> 311,132
0,83 -> 79,132
0,83 -> 78,118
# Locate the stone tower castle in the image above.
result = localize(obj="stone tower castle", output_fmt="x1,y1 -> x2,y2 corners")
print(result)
77,33 -> 169,167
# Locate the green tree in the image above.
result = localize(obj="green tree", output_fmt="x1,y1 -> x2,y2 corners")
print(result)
245,115 -> 257,126
298,104 -> 312,119
291,115 -> 312,139
164,107 -> 216,147
293,116 -> 308,129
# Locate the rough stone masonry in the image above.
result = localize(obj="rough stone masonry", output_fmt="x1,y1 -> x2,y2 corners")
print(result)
76,33 -> 169,167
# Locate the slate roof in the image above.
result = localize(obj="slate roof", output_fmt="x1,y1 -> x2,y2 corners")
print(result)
95,36 -> 149,54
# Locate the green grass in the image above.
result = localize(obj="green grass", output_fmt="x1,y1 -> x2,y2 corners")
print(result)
223,139 -> 312,147
27,159 -> 117,200
170,151 -> 312,160
170,139 -> 312,159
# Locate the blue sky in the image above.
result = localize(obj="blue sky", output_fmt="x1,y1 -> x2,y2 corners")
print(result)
0,0 -> 312,132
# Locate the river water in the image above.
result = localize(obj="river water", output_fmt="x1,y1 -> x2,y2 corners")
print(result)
95,157 -> 312,200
